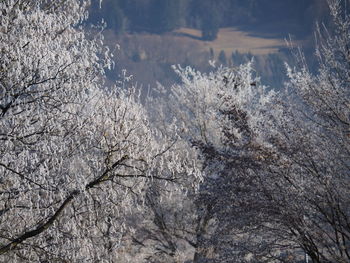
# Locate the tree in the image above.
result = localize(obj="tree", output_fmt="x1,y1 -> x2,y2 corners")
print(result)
169,63 -> 285,262
145,62 -> 285,262
278,0 -> 350,261
141,1 -> 350,262
100,0 -> 125,33
149,0 -> 182,33
189,0 -> 221,41
0,1 -> 195,261
120,0 -> 153,32
218,50 -> 227,65
7,0 -> 345,262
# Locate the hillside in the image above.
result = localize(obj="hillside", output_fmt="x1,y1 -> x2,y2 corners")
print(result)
174,27 -> 289,55
103,27 -> 298,89
91,0 -> 329,89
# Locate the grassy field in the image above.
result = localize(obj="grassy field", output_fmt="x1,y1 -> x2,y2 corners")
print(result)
174,27 -> 288,56
102,27 -> 297,88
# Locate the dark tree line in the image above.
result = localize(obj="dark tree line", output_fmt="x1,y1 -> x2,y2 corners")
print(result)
88,0 -> 319,40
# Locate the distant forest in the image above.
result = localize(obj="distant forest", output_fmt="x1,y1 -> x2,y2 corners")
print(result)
88,0 -> 322,40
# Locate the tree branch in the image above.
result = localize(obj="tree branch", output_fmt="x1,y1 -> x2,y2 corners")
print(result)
0,190 -> 79,255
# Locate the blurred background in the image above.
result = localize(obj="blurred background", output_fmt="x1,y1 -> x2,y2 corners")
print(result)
87,0 -> 330,89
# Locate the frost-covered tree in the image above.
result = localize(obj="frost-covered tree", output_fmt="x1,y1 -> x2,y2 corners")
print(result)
145,61 -> 287,262
278,0 -> 350,261
142,1 -> 350,262
0,1 -> 198,261
169,63 -> 285,262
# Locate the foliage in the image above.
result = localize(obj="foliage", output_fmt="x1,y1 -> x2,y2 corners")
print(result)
0,0 -> 198,261
279,1 -> 350,260
144,61 -> 282,262
1,0 -> 349,262
137,1 -> 350,262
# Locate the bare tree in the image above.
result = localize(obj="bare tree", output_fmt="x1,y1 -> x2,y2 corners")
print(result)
145,62 -> 286,262
277,1 -> 350,261
0,1 -> 197,261
140,1 -> 350,262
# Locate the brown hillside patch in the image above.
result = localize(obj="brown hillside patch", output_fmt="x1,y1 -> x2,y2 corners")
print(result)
102,27 -> 297,87
174,27 -> 287,56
